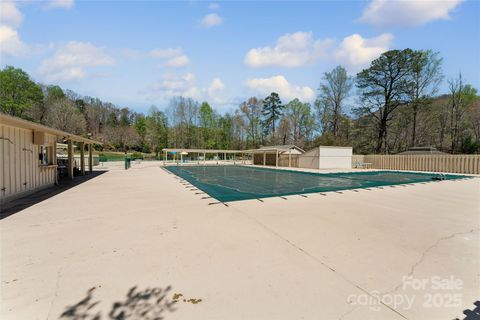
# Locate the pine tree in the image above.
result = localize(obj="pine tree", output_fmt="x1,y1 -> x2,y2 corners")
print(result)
261,92 -> 284,140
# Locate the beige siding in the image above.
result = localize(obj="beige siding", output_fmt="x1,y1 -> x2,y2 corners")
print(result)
297,147 -> 320,169
352,154 -> 480,174
297,147 -> 353,169
1,123 -> 57,202
318,146 -> 352,169
278,154 -> 299,167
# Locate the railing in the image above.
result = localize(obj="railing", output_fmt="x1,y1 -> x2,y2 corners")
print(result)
352,154 -> 480,174
57,154 -> 100,166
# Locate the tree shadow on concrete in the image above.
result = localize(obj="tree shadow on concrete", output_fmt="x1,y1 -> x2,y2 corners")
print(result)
59,285 -> 176,320
59,287 -> 101,320
461,301 -> 480,320
0,170 -> 107,220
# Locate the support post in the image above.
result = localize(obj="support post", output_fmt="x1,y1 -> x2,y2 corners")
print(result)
67,139 -> 74,179
204,152 -> 206,165
88,144 -> 93,173
276,149 -> 278,167
233,153 -> 236,165
289,150 -> 291,167
216,153 -> 219,165
80,142 -> 85,175
53,140 -> 58,184
263,152 -> 266,166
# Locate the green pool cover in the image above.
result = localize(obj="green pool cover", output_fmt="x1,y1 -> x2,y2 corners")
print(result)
165,165 -> 467,202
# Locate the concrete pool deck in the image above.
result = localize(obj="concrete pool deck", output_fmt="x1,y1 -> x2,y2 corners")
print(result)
1,163 -> 479,320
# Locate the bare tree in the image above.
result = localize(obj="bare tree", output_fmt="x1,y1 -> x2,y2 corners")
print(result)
285,98 -> 315,147
317,66 -> 353,137
408,50 -> 443,146
44,98 -> 86,135
448,74 -> 478,153
145,106 -> 169,155
102,125 -> 140,151
167,97 -> 199,148
467,98 -> 480,144
239,97 -> 263,148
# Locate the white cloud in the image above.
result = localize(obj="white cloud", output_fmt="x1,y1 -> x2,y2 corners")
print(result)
120,48 -> 143,59
47,0 -> 75,10
201,13 -> 222,27
207,77 -> 226,103
208,78 -> 225,95
39,41 -> 114,82
146,74 -> 230,105
150,47 -> 191,68
209,3 -> 220,10
0,1 -> 26,58
0,26 -> 27,57
148,73 -> 202,100
149,47 -> 183,59
334,33 -> 393,66
245,31 -> 392,69
0,0 -> 78,60
245,75 -> 315,102
359,0 -> 463,27
245,32 -> 332,68
0,1 -> 23,28
164,55 -> 190,67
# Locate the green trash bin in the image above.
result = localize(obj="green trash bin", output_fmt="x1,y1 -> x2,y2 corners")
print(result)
125,157 -> 131,170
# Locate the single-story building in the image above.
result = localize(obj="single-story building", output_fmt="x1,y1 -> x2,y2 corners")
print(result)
162,145 -> 352,170
162,148 -> 250,164
251,145 -> 305,167
250,145 -> 353,169
1,113 -> 101,203
297,146 -> 353,169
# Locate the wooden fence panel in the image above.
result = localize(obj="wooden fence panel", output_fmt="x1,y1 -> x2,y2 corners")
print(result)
352,154 -> 480,174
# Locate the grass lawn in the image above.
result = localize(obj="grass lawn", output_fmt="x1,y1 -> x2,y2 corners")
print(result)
97,151 -> 157,161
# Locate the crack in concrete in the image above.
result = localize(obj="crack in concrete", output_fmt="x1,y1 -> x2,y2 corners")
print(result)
232,207 -> 409,320
45,267 -> 62,320
384,228 -> 480,296
338,305 -> 359,320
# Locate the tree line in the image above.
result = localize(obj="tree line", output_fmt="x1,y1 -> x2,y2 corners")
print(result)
1,48 -> 479,154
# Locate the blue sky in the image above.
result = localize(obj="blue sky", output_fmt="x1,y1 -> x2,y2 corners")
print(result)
1,0 -> 479,114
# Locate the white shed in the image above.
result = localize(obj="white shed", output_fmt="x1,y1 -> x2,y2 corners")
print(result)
298,146 -> 352,169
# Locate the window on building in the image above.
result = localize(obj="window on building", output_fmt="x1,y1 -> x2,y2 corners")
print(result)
39,146 -> 53,165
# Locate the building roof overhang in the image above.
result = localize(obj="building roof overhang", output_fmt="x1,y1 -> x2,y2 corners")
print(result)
1,113 -> 102,145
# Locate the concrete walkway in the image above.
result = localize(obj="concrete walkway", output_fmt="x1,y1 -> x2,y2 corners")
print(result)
1,165 -> 479,320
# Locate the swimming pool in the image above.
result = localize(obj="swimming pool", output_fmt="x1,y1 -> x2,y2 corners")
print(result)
165,166 -> 466,202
